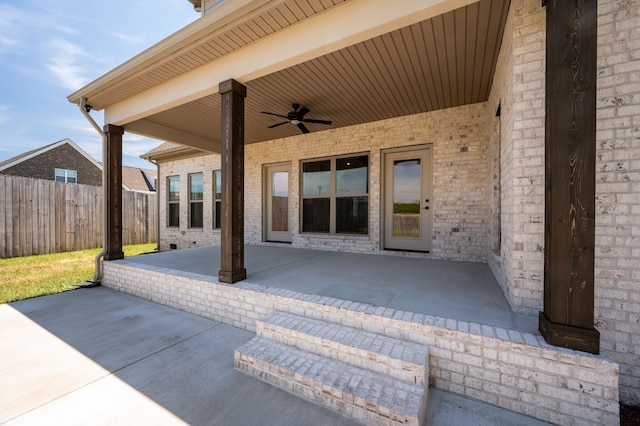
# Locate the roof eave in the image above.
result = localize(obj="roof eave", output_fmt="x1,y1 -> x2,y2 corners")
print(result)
67,0 -> 283,109
140,145 -> 207,162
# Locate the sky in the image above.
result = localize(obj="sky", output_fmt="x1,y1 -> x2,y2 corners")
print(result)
0,0 -> 198,169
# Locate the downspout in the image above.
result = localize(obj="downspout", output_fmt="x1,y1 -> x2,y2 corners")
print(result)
79,97 -> 108,284
148,158 -> 161,251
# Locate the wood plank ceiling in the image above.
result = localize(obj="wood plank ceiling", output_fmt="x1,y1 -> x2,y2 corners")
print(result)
134,0 -> 511,150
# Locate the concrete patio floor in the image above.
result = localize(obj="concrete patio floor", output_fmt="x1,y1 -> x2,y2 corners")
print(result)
0,287 -> 550,425
126,245 -> 539,334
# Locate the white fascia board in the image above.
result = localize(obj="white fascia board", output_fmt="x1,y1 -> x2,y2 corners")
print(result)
105,0 -> 476,126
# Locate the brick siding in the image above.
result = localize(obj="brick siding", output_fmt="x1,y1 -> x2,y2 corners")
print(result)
152,0 -> 640,406
1,144 -> 102,186
103,260 -> 620,425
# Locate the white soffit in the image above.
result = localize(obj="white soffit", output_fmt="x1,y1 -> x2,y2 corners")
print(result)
104,0 -> 478,126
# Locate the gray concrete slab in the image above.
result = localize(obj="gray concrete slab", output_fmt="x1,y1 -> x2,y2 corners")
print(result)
128,245 -> 538,334
1,288 -> 549,425
1,288 -> 356,425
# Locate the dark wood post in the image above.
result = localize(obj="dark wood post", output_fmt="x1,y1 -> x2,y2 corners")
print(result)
103,124 -> 125,260
539,0 -> 599,354
218,79 -> 247,283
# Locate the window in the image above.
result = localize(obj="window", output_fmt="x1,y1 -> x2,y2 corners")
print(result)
55,168 -> 77,183
167,176 -> 180,227
213,170 -> 221,229
189,173 -> 203,228
301,154 -> 368,234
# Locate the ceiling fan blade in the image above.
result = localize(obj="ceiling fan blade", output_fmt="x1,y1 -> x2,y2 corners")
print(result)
302,118 -> 332,125
297,123 -> 310,134
267,121 -> 289,128
297,107 -> 310,119
261,111 -> 289,119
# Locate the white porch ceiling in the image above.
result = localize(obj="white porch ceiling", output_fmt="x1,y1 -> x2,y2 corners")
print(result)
70,0 -> 510,153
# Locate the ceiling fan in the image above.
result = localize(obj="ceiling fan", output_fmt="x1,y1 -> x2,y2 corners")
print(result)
261,103 -> 332,134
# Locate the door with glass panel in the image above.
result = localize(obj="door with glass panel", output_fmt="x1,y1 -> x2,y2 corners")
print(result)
383,146 -> 432,251
265,163 -> 292,242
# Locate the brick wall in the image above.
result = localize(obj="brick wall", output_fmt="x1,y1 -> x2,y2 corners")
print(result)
152,0 -> 640,405
487,0 -> 640,405
102,260 -> 620,425
486,0 -> 546,316
246,104 -> 489,260
158,103 -> 490,262
1,144 -> 102,186
158,154 -> 222,251
594,0 -> 640,406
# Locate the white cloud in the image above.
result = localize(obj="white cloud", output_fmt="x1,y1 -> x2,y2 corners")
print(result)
0,105 -> 9,124
45,39 -> 90,90
111,32 -> 145,44
0,4 -> 21,51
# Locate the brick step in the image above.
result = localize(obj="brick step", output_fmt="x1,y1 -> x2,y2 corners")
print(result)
257,311 -> 429,387
234,336 -> 427,425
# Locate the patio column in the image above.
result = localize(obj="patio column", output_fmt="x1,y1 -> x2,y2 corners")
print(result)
539,0 -> 599,354
103,124 -> 125,260
218,79 -> 247,283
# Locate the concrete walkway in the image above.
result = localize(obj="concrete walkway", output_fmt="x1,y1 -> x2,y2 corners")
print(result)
1,288 -> 549,425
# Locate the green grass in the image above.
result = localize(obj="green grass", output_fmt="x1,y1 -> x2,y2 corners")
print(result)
0,243 -> 156,304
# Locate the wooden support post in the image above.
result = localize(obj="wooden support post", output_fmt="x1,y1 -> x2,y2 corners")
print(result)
103,124 -> 125,260
539,0 -> 599,354
218,79 -> 247,283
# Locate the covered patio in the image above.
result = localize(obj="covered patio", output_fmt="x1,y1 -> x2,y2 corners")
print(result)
63,0 -> 635,421
126,244 -> 537,333
100,245 -> 619,425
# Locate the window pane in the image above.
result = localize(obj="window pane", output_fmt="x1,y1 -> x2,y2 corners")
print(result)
302,160 -> 330,196
67,176 -> 77,184
214,171 -> 222,200
68,170 -> 77,179
336,156 -> 368,194
393,159 -> 421,238
214,200 -> 221,229
189,174 -> 203,201
55,176 -> 65,182
272,171 -> 288,232
168,176 -> 180,201
190,202 -> 203,228
168,203 -> 180,227
302,198 -> 330,232
337,196 -> 368,234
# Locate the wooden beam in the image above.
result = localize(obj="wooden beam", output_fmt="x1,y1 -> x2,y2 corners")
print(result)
103,124 -> 125,260
539,0 -> 599,354
218,79 -> 246,283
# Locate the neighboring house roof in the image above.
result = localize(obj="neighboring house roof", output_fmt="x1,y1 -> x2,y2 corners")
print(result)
122,165 -> 157,192
0,139 -> 157,192
0,138 -> 101,173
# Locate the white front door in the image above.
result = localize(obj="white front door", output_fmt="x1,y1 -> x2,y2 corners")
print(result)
383,146 -> 432,252
265,163 -> 292,242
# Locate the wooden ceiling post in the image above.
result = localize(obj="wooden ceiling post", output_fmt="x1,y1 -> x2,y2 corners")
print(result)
218,79 -> 247,284
103,124 -> 125,261
539,0 -> 599,354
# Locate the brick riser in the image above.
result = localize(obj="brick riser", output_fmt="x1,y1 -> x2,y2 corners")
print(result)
234,337 -> 427,425
257,311 -> 428,387
234,311 -> 429,425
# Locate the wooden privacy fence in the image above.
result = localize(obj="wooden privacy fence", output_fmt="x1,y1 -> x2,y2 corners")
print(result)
0,175 -> 157,258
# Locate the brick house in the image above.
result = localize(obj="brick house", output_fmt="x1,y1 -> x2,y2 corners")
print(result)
0,138 -> 157,192
68,0 -> 639,422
